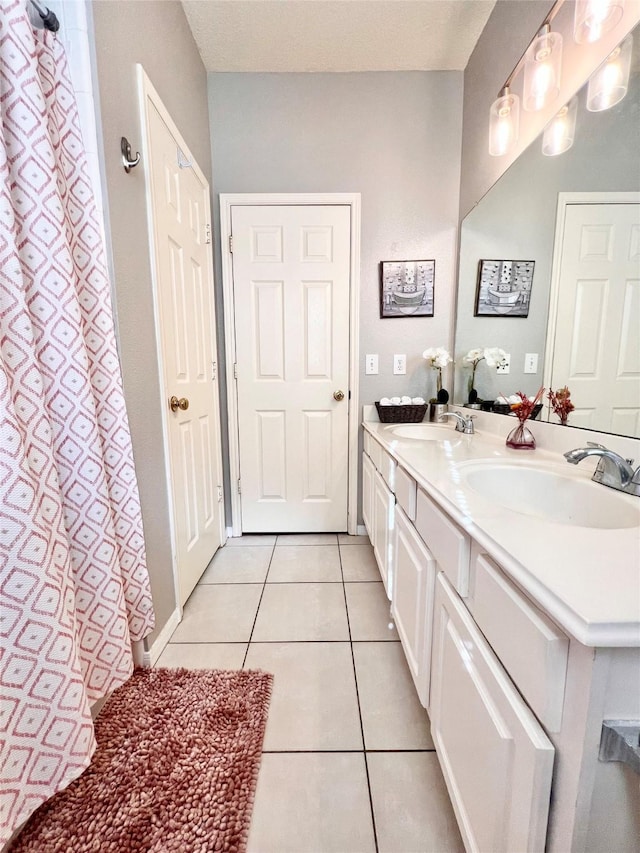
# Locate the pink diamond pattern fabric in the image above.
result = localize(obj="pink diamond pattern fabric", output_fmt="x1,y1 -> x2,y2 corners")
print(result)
0,1 -> 154,843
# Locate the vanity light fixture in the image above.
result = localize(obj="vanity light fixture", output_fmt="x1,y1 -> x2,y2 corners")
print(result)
523,24 -> 563,111
586,33 -> 633,110
542,97 -> 578,155
489,86 -> 520,156
574,0 -> 625,44
488,3 -> 565,155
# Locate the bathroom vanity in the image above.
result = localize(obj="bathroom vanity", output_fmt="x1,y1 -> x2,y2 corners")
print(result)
361,411 -> 640,853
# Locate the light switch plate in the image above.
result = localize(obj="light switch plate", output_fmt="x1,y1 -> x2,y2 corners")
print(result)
524,353 -> 539,374
393,354 -> 406,375
365,354 -> 379,375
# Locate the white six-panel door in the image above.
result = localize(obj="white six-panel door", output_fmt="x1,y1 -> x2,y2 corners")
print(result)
550,201 -> 640,436
231,205 -> 351,531
142,76 -> 224,605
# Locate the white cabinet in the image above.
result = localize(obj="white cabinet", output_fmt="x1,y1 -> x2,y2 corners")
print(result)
431,573 -> 555,853
362,450 -> 374,540
362,441 -> 395,599
392,504 -> 436,709
362,424 -> 640,853
372,468 -> 394,598
415,487 -> 470,596
466,545 -> 569,732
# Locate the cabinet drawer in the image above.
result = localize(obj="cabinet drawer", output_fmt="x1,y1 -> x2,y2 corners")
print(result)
395,467 -> 417,521
372,469 -> 394,598
415,488 -> 470,596
431,574 -> 554,853
467,548 -> 569,732
362,451 -> 374,541
392,505 -> 436,709
367,435 -> 383,473
378,447 -> 396,492
363,430 -> 372,459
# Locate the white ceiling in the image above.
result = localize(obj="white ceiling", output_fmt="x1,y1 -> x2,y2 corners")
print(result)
182,1 -> 497,73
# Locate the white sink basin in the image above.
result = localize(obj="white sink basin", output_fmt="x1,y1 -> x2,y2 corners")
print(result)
460,462 -> 639,529
385,424 -> 458,441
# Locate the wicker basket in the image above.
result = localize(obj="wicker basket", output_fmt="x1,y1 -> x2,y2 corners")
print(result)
375,402 -> 428,424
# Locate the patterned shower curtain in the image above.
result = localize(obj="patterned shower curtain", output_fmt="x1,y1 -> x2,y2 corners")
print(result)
0,1 -> 155,842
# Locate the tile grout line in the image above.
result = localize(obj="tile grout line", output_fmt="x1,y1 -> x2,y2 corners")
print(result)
170,638 -> 400,646
241,540 -> 277,669
339,543 -> 380,853
261,748 -> 437,754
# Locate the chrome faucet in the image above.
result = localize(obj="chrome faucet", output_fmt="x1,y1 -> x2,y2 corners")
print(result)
441,411 -> 475,435
564,442 -> 640,497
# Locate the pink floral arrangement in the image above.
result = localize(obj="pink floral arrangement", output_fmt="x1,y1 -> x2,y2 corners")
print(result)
548,386 -> 575,426
509,386 -> 545,423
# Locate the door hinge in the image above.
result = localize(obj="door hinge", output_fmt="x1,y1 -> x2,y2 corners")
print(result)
233,362 -> 238,380
211,361 -> 217,381
217,485 -> 223,502
237,478 -> 242,495
205,223 -> 212,244
228,234 -> 233,253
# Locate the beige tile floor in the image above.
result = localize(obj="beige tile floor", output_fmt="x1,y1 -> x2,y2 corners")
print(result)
158,533 -> 464,853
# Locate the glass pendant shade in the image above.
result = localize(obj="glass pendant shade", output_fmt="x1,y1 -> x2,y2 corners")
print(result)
489,89 -> 520,156
574,0 -> 624,44
587,34 -> 633,111
523,29 -> 563,112
542,98 -> 578,156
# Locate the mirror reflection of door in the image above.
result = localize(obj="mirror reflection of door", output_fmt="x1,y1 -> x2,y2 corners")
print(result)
549,199 -> 640,437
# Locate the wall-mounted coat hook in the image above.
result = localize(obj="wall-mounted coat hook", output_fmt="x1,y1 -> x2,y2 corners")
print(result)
121,136 -> 140,173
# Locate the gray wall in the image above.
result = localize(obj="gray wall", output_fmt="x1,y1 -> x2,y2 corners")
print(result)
208,71 -> 463,412
92,0 -> 212,643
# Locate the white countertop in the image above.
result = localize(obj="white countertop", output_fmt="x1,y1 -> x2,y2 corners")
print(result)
363,418 -> 640,648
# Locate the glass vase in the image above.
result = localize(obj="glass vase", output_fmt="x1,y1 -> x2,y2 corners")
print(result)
506,421 -> 536,450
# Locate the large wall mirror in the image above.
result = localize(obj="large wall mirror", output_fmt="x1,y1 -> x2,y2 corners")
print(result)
454,24 -> 640,438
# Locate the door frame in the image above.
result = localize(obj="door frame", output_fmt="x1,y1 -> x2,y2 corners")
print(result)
220,192 -> 361,536
543,190 -> 640,393
137,66 -> 226,628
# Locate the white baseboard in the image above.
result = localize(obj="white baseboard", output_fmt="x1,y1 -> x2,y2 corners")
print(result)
142,607 -> 181,668
356,524 -> 367,536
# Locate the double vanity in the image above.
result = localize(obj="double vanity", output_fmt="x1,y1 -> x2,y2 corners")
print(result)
361,411 -> 640,852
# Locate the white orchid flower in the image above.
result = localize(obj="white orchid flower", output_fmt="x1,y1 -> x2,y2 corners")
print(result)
462,347 -> 485,365
423,346 -> 452,368
483,347 -> 508,368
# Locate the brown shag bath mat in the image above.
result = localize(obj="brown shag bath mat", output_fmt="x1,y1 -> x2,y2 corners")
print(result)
13,667 -> 273,853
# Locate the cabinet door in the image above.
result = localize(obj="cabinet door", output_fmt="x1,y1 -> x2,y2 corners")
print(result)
372,469 -> 394,599
362,451 -> 374,541
392,505 -> 436,709
431,574 -> 554,853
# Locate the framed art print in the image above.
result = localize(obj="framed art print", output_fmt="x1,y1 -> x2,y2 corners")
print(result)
380,260 -> 435,318
474,259 -> 535,317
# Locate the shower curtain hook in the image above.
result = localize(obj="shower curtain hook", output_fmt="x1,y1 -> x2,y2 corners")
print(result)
121,136 -> 140,173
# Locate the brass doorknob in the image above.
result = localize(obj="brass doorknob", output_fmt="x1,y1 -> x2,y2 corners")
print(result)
169,395 -> 189,412
333,390 -> 345,401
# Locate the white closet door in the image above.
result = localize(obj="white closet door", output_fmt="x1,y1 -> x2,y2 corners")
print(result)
231,204 -> 351,532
